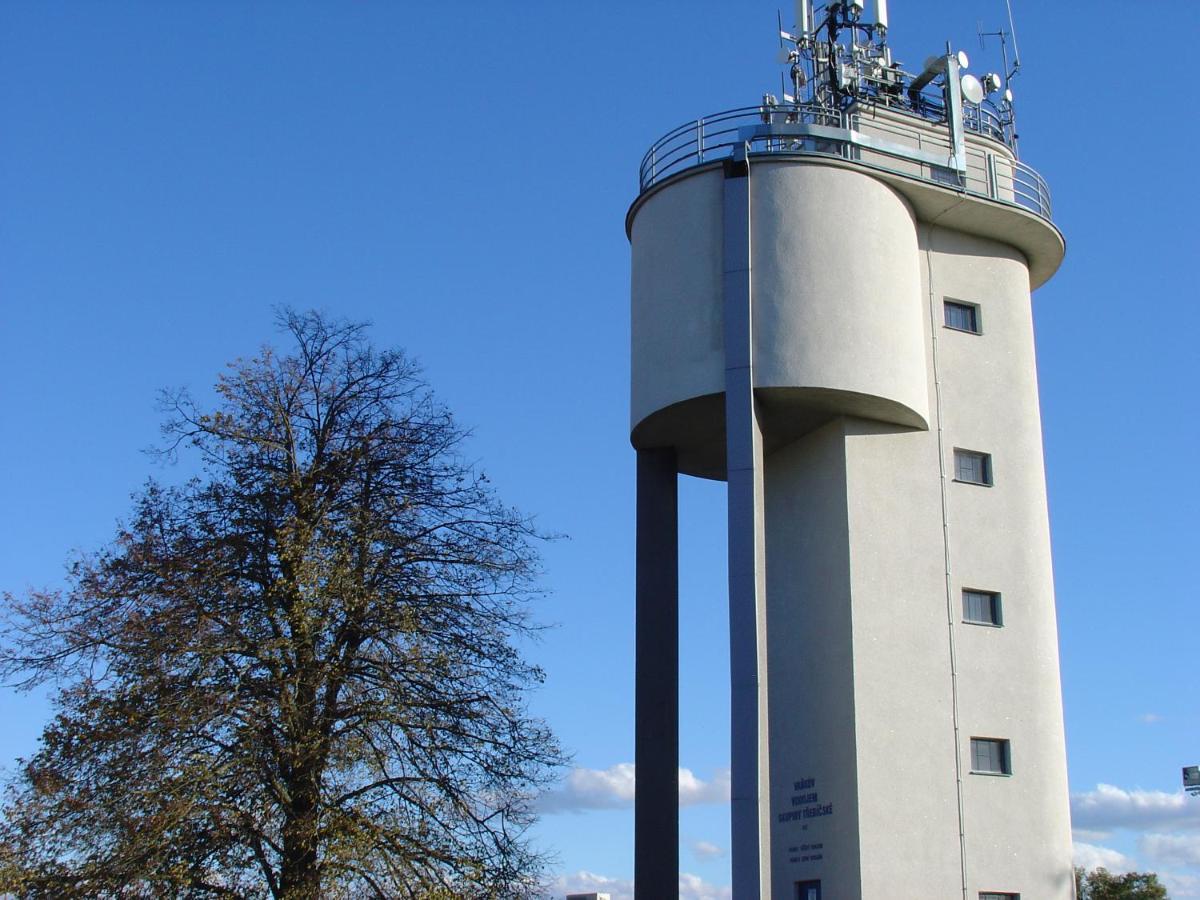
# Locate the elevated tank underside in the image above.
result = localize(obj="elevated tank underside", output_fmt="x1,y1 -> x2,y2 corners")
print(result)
632,387 -> 926,480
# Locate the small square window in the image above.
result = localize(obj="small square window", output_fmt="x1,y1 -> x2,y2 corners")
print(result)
963,589 -> 1002,626
944,299 -> 981,333
796,881 -> 822,900
970,738 -> 1011,775
954,449 -> 993,486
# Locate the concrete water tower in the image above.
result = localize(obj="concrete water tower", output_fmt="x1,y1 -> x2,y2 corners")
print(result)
629,2 -> 1073,897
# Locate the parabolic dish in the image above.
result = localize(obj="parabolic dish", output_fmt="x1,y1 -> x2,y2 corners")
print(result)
961,73 -> 985,105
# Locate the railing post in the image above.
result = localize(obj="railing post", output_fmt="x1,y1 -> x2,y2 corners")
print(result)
986,153 -> 998,201
697,117 -> 705,163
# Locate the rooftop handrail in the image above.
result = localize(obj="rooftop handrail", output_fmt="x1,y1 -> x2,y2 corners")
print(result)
637,102 -> 1051,221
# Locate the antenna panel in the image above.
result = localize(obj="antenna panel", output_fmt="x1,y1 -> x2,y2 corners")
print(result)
796,0 -> 811,37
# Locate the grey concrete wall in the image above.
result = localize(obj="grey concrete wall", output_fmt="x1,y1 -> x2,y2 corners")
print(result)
843,417 -> 965,899
629,168 -> 724,437
764,420 -> 862,898
631,162 -> 930,453
749,163 -> 929,430
923,227 -> 1074,898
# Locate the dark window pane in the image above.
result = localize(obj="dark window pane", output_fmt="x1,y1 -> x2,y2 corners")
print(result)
970,738 -> 1011,774
964,590 -> 1000,625
944,300 -> 979,333
954,450 -> 992,485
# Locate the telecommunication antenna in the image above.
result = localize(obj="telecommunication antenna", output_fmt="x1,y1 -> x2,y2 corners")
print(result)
976,0 -> 1024,149
977,7 -> 1020,86
764,0 -> 1033,167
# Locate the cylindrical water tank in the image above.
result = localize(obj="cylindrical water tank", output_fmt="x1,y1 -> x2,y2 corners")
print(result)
629,159 -> 930,478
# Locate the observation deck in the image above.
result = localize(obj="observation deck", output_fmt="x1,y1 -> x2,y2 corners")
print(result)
629,98 -> 1063,287
637,100 -> 1050,218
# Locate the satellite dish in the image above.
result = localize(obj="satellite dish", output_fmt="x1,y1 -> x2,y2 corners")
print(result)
956,50 -> 970,70
961,74 -> 985,104
1004,88 -> 1014,103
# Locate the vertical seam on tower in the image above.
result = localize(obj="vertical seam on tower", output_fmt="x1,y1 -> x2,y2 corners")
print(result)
926,213 -> 970,900
723,146 -> 765,899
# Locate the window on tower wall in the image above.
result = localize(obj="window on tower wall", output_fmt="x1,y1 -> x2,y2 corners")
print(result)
963,589 -> 1003,626
953,449 -> 993,486
970,738 -> 1012,775
944,298 -> 982,333
979,893 -> 1020,900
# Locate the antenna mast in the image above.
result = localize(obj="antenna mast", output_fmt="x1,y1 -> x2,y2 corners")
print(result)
976,0 -> 1024,150
1005,0 -> 1022,77
770,1 -> 1024,153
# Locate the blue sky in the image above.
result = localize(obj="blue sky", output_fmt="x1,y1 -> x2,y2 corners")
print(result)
1,1 -> 1197,897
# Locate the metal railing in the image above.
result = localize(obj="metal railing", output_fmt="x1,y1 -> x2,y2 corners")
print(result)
637,102 -> 1051,221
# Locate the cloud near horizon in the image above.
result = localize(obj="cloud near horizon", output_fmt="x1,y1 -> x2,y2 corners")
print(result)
1070,782 -> 1200,900
1071,783 -> 1200,835
1140,833 -> 1200,868
547,870 -> 730,900
538,763 -> 730,814
1073,840 -> 1137,874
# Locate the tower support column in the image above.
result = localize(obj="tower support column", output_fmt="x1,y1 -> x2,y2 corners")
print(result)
634,446 -> 679,899
723,149 -> 772,898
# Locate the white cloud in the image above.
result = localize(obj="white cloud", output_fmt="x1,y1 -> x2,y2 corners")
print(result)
1139,713 -> 1164,724
1141,833 -> 1200,867
545,871 -> 730,900
1073,840 -> 1137,873
540,763 -> 636,813
1071,783 -> 1200,832
679,872 -> 733,900
1161,870 -> 1200,900
539,763 -> 730,814
680,767 -> 731,806
691,839 -> 726,861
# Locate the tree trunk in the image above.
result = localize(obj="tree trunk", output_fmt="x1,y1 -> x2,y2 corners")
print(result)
280,772 -> 321,900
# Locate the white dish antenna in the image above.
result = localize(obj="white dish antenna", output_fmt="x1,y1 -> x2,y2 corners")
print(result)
961,74 -> 985,104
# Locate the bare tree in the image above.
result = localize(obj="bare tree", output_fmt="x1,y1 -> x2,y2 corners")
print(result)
0,310 -> 564,899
